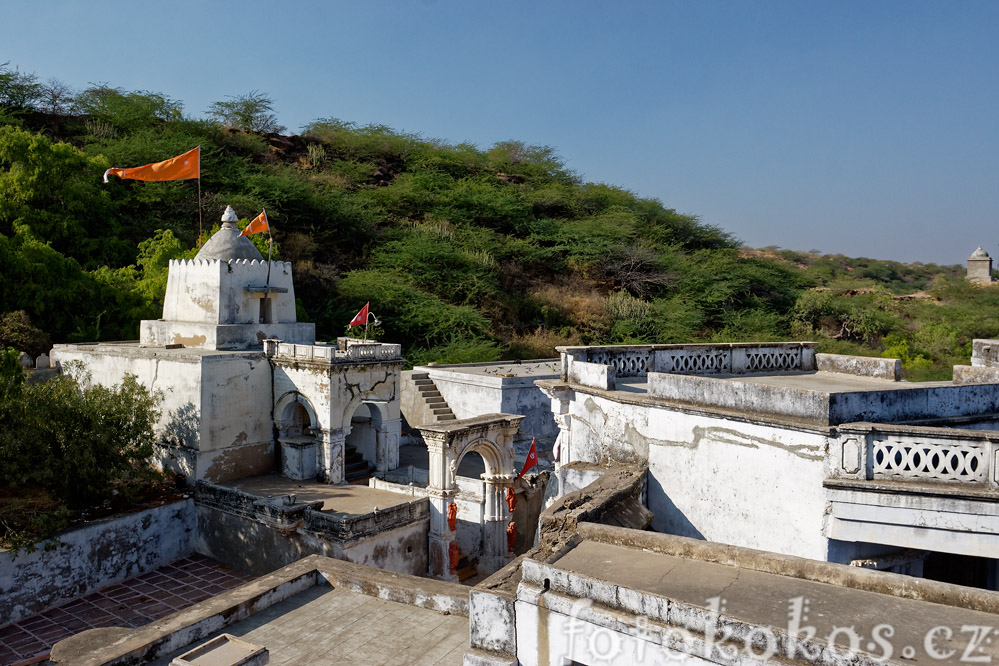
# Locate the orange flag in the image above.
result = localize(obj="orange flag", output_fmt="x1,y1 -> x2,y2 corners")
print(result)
240,210 -> 270,237
103,147 -> 200,183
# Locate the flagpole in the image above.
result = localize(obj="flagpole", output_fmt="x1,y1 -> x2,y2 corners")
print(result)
197,146 -> 203,242
264,210 -> 272,289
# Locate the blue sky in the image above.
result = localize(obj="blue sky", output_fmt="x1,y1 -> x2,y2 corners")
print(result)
4,1 -> 998,265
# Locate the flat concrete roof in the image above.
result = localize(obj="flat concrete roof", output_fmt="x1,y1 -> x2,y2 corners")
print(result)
223,475 -> 415,516
418,360 -> 559,378
53,341 -> 264,360
617,371 -> 951,396
549,539 -> 999,664
148,585 -> 468,666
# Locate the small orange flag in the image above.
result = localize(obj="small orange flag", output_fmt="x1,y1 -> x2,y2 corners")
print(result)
103,147 -> 200,183
240,210 -> 270,237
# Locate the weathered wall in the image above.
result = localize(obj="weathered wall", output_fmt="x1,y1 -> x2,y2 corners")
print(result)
272,360 -> 402,433
815,353 -> 901,380
648,372 -> 999,426
564,389 -> 831,560
49,346 -> 275,482
198,354 -> 274,481
0,500 -> 195,624
195,505 -> 428,577
420,365 -> 559,446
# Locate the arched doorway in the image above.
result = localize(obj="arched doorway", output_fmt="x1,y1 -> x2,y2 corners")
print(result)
418,414 -> 523,581
343,402 -> 378,484
275,392 -> 320,481
451,449 -> 487,581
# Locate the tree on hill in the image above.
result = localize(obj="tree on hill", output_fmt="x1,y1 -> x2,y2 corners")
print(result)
207,91 -> 285,133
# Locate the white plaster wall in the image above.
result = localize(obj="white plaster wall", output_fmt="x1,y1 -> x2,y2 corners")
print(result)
199,355 -> 272,453
429,370 -> 503,421
566,391 -> 831,560
514,599 -> 715,666
338,519 -> 430,577
427,369 -> 558,445
275,362 -> 401,433
218,259 -> 297,325
51,346 -> 206,478
51,346 -> 277,481
0,500 -> 195,624
163,259 -> 297,325
163,259 -> 223,323
456,494 -> 484,561
501,381 -> 559,448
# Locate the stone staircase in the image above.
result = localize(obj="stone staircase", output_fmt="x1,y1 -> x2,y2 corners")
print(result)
412,372 -> 456,423
344,443 -> 375,485
456,554 -> 478,582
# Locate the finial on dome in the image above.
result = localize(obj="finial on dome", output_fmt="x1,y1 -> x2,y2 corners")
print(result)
221,205 -> 239,223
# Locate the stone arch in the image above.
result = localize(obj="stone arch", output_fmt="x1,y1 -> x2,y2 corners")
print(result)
274,391 -> 320,481
418,414 -> 524,581
274,391 -> 319,428
451,436 -> 513,489
339,398 -> 400,476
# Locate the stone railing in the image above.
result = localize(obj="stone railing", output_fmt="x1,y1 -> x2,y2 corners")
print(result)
557,342 -> 816,384
265,340 -> 402,363
304,499 -> 429,540
833,423 -> 999,489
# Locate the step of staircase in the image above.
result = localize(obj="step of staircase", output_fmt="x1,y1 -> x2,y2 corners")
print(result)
343,444 -> 375,484
456,556 -> 478,582
411,374 -> 460,424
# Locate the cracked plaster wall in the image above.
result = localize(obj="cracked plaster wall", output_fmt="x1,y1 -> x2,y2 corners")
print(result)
426,369 -> 559,447
274,363 -> 400,433
0,500 -> 195,624
50,347 -> 275,482
566,391 -> 831,560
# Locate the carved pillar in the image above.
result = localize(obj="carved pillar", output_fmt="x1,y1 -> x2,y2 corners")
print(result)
541,385 -> 573,468
553,413 -> 571,468
425,431 -> 460,581
479,472 -> 515,575
375,417 -> 402,474
428,487 -> 460,582
316,428 -> 346,484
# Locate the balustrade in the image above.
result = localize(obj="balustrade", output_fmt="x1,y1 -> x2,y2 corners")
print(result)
267,341 -> 402,363
835,424 -> 999,489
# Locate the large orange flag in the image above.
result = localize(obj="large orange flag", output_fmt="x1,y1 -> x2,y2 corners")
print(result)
103,147 -> 200,183
240,210 -> 270,237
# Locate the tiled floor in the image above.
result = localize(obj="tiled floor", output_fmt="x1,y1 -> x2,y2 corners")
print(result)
0,553 -> 254,666
150,585 -> 470,666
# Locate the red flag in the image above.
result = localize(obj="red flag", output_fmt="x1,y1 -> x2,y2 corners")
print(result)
240,210 -> 269,237
518,438 -> 538,478
103,147 -> 200,183
349,302 -> 370,327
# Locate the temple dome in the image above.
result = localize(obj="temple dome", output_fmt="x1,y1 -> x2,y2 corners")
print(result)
194,206 -> 264,262
970,246 -> 991,260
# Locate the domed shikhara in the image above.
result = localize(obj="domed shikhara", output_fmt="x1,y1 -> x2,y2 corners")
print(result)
194,221 -> 264,262
970,246 -> 991,260
137,204 -> 315,350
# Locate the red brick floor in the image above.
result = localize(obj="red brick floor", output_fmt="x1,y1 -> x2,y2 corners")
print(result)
0,553 -> 254,666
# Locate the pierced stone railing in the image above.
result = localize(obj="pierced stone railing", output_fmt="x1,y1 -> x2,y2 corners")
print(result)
266,340 -> 402,364
833,423 -> 999,489
557,342 -> 816,384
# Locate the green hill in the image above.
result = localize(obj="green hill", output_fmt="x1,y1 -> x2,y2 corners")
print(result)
0,65 -> 993,379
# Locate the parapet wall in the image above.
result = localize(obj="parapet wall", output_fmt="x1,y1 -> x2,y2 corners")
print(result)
0,500 -> 195,624
558,342 -> 817,387
162,258 -> 297,325
647,372 -> 999,425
